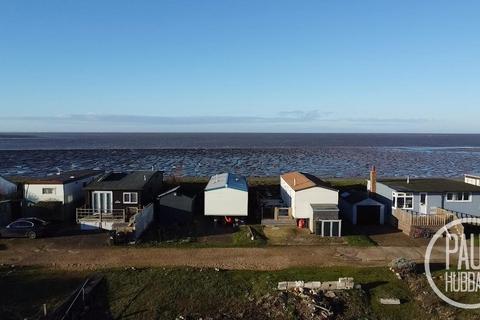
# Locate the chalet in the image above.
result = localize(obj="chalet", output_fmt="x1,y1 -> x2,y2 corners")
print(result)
204,173 -> 248,218
368,176 -> 480,217
77,171 -> 163,230
280,172 -> 340,236
10,170 -> 102,222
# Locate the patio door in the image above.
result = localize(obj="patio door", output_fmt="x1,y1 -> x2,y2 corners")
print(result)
419,193 -> 428,214
92,191 -> 113,214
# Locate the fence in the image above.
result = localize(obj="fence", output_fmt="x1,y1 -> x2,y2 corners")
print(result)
133,203 -> 155,240
392,208 -> 455,236
76,208 -> 126,222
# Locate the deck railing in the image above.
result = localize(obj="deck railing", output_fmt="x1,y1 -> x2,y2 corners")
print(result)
392,208 -> 455,236
76,208 -> 126,223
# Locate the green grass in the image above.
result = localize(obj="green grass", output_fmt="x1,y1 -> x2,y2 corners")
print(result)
1,266 -> 434,320
345,234 -> 378,247
0,267 -> 87,319
141,225 -> 267,248
231,225 -> 267,246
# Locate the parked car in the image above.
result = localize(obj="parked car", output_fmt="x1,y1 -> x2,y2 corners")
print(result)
0,218 -> 50,239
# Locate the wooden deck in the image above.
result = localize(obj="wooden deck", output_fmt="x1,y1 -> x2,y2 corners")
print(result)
392,208 -> 457,236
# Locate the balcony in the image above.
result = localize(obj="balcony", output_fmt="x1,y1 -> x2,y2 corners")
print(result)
76,208 -> 129,230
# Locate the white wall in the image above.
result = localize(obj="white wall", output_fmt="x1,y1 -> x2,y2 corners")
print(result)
63,176 -> 98,203
205,188 -> 248,216
280,177 -> 296,213
0,177 -> 16,196
24,184 -> 65,203
294,187 -> 338,219
465,176 -> 480,187
24,175 -> 98,204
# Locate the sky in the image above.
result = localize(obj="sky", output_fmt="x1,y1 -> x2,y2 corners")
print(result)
0,1 -> 479,133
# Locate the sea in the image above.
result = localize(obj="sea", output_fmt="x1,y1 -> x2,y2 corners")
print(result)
1,133 -> 480,178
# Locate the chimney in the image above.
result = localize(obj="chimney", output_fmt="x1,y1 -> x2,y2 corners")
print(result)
369,166 -> 377,193
293,178 -> 296,186
407,176 -> 410,184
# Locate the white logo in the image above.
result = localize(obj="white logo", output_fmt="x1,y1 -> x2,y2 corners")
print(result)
425,218 -> 480,309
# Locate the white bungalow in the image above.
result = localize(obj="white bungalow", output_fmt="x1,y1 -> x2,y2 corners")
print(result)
280,171 -> 340,236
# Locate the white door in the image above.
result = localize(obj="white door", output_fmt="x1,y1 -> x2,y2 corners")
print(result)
92,191 -> 113,214
419,193 -> 427,214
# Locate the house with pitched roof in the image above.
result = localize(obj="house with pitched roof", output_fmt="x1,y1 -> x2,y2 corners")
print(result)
204,173 -> 248,218
368,175 -> 480,217
280,172 -> 340,236
10,170 -> 102,222
77,170 -> 163,230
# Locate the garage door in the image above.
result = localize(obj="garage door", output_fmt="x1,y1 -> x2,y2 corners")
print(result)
356,205 -> 380,225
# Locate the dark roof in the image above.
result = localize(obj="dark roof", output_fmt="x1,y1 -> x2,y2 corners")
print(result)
340,190 -> 383,205
340,191 -> 370,204
378,178 -> 480,193
465,173 -> 480,178
84,171 -> 161,191
157,186 -> 197,199
9,170 -> 102,185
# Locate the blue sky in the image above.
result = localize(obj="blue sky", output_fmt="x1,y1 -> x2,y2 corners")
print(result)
0,1 -> 479,132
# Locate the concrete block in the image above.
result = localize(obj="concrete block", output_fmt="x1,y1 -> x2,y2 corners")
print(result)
380,298 -> 401,305
278,282 -> 288,290
304,281 -> 322,289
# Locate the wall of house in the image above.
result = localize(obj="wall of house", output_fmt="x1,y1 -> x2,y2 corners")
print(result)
373,182 -> 396,217
416,193 -> 442,214
86,190 -> 144,211
444,193 -> 480,216
143,172 -> 164,203
294,187 -> 338,219
280,177 -> 294,208
158,192 -> 195,223
204,188 -> 248,216
374,183 -> 480,217
0,177 -> 16,197
339,199 -> 354,223
63,176 -> 98,204
24,184 -> 65,203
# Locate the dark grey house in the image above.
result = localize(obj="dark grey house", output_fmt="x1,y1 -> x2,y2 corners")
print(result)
157,186 -> 197,225
77,171 -> 163,230
82,171 -> 163,214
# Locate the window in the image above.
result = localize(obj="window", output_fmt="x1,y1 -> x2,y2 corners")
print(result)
123,192 -> 138,204
42,187 -> 56,195
9,221 -> 33,229
446,192 -> 471,202
392,192 -> 414,209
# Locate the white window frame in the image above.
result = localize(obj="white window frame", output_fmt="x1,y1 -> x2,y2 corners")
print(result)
42,187 -> 56,195
123,192 -> 138,204
318,220 -> 342,237
446,192 -> 472,202
392,192 -> 414,210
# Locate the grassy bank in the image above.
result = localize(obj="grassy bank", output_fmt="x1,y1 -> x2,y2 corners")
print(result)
0,265 -> 460,320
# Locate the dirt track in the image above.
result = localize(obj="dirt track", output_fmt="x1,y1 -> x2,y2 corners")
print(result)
0,233 -> 446,270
